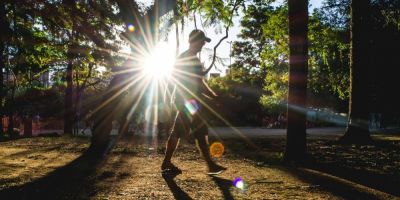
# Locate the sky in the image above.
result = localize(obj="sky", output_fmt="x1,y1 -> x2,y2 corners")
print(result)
134,0 -> 324,76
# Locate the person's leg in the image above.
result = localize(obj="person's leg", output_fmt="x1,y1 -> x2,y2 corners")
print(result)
192,113 -> 226,174
161,111 -> 188,170
104,135 -> 116,156
162,132 -> 180,168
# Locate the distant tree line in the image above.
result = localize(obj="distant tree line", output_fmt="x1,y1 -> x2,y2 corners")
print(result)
1,0 -> 399,160
208,0 -> 400,129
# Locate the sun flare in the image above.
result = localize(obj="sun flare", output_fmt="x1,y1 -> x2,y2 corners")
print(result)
142,42 -> 175,81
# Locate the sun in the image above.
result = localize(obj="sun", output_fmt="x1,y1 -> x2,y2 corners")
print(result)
142,42 -> 175,81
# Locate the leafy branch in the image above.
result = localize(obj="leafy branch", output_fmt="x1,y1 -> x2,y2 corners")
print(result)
204,0 -> 242,75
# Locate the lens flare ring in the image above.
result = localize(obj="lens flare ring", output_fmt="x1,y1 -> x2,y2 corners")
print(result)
127,24 -> 135,32
233,177 -> 245,190
184,99 -> 200,115
210,142 -> 225,158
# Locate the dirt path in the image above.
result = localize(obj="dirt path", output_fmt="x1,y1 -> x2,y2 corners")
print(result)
93,154 -> 340,200
0,135 -> 397,199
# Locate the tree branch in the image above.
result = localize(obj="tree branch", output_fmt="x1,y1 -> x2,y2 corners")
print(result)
204,0 -> 242,75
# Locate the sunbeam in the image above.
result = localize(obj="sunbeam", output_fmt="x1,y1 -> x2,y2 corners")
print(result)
98,22 -> 261,154
142,42 -> 175,81
168,74 -> 260,150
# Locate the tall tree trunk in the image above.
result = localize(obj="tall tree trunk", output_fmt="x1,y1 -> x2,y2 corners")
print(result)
63,0 -> 77,135
64,60 -> 73,134
7,85 -> 15,138
339,0 -> 371,144
7,107 -> 14,137
0,2 -> 7,137
0,46 -> 4,138
284,0 -> 308,162
73,90 -> 81,135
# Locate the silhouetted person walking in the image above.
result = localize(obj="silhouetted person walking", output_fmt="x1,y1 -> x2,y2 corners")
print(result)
161,30 -> 226,175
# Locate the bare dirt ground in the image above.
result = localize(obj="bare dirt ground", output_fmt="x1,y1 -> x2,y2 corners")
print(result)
0,132 -> 399,200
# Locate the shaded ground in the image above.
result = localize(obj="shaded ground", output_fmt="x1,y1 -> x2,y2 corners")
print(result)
0,132 -> 398,199
221,133 -> 400,198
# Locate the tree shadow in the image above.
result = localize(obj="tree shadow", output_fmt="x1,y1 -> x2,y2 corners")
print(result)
162,173 -> 193,200
210,176 -> 234,200
300,161 -> 400,197
0,135 -> 33,143
221,136 -> 399,198
305,139 -> 400,197
0,152 -> 112,199
278,166 -> 395,199
0,132 -> 62,143
2,146 -> 62,159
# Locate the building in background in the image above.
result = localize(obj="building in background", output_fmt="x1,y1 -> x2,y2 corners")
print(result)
209,73 -> 220,79
39,71 -> 50,87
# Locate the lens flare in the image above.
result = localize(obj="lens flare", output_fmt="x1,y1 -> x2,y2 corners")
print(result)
184,99 -> 199,115
210,142 -> 224,158
233,178 -> 245,190
128,24 -> 135,32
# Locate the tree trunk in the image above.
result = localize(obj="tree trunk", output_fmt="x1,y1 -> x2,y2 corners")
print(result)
7,83 -> 16,137
284,0 -> 308,162
64,60 -> 74,134
63,0 -> 77,135
88,66 -> 134,154
87,0 -> 176,155
0,2 -> 7,137
339,0 -> 372,144
73,87 -> 82,135
0,47 -> 4,138
7,111 -> 14,137
87,84 -> 116,154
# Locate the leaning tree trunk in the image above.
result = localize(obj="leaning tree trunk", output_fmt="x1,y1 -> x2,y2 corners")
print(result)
87,2 -> 143,155
88,74 -> 123,154
88,0 -> 175,155
339,0 -> 372,144
284,0 -> 309,162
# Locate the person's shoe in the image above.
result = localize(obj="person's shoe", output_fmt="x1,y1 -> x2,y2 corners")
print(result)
207,164 -> 227,175
161,163 -> 182,175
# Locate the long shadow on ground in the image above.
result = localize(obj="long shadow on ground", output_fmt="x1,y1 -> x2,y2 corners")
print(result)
217,136 -> 399,199
162,173 -> 193,200
211,176 -> 234,200
304,139 -> 400,197
0,152 -> 111,200
0,133 -> 60,143
279,166 -> 394,200
162,173 -> 234,200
